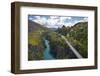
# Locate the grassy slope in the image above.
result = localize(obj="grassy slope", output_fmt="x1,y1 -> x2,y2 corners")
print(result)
28,20 -> 46,60
28,20 -> 87,60
56,22 -> 88,58
66,22 -> 88,58
45,31 -> 77,59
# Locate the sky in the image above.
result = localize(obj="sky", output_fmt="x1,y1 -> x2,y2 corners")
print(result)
28,15 -> 88,28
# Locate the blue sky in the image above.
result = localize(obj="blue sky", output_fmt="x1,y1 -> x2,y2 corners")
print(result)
28,15 -> 88,28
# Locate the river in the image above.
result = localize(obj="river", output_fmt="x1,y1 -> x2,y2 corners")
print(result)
43,39 -> 54,60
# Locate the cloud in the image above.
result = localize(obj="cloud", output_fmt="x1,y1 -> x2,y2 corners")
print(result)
29,17 -> 33,21
83,17 -> 88,22
47,18 -> 59,25
66,17 -> 88,27
29,15 -> 87,28
50,16 -> 59,19
32,16 -> 47,25
64,22 -> 75,27
40,17 -> 47,24
34,16 -> 41,19
45,16 -> 60,28
76,17 -> 88,23
46,16 -> 72,28
60,17 -> 71,21
66,17 -> 72,20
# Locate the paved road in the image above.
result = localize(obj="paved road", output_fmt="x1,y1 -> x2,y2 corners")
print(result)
61,35 -> 83,58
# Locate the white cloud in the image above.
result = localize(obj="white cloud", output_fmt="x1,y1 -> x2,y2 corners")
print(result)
32,19 -> 43,25
40,17 -> 47,24
76,17 -> 88,23
65,17 -> 71,19
46,16 -> 60,28
47,19 -> 57,25
32,16 -> 47,25
29,17 -> 33,21
64,22 -> 75,27
65,17 -> 88,27
34,16 -> 41,19
50,16 -> 59,19
47,16 -> 72,28
57,16 -> 72,27
30,16 -> 87,28
83,17 -> 88,22
60,17 -> 71,21
30,16 -> 73,28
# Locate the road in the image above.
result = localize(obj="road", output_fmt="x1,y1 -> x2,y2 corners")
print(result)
61,35 -> 83,58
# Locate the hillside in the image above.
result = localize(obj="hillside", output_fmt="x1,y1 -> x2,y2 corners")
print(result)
56,22 -> 88,58
28,20 -> 47,32
28,20 -> 47,60
68,22 -> 88,58
28,21 -> 88,60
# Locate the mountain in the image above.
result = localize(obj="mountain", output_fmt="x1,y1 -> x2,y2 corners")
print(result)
28,20 -> 47,32
55,22 -> 88,58
71,22 -> 88,29
49,28 -> 57,31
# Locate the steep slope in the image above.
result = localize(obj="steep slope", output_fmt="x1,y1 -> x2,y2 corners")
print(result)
67,22 -> 88,58
28,20 -> 47,32
56,22 -> 88,58
28,20 -> 47,60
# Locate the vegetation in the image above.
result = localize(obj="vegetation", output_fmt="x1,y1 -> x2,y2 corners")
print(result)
56,22 -> 88,58
28,30 -> 45,60
28,21 -> 46,60
45,32 -> 77,59
28,20 -> 88,60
